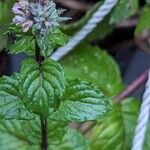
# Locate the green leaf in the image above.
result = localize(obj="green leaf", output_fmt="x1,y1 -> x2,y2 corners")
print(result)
0,73 -> 33,119
110,0 -> 138,24
135,5 -> 150,35
20,58 -> 66,117
36,29 -> 68,57
50,28 -> 68,46
90,98 -> 140,150
60,44 -> 123,97
0,118 -> 89,150
36,34 -> 54,57
50,79 -> 111,122
146,0 -> 150,4
8,36 -> 35,55
49,128 -> 90,150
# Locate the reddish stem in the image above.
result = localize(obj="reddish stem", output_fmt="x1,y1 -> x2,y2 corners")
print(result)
115,69 -> 149,102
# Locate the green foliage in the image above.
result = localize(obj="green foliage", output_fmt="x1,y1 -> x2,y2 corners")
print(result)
90,98 -> 150,150
36,29 -> 68,57
0,0 -> 14,23
0,25 -> 7,50
60,44 -> 123,97
0,118 -> 90,150
110,0 -> 138,24
9,36 -> 35,55
19,57 -> 110,120
0,0 -> 15,49
62,0 -> 138,42
8,27 -> 68,56
50,28 -> 69,47
91,98 -> 139,149
0,73 -> 33,120
52,128 -> 90,150
36,35 -> 54,57
20,58 -> 66,117
146,0 -> 150,4
135,5 -> 150,35
50,79 -> 111,122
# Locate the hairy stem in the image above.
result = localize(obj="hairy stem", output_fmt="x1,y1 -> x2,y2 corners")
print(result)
41,118 -> 48,150
115,69 -> 149,102
35,40 -> 42,64
35,37 -> 47,149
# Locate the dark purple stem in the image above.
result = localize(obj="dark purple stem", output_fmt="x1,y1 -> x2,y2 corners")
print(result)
41,118 -> 48,150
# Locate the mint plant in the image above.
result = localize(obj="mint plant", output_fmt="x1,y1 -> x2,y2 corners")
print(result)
0,0 -> 111,149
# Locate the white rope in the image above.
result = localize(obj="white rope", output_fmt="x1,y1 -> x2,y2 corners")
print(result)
132,70 -> 150,150
51,0 -> 118,61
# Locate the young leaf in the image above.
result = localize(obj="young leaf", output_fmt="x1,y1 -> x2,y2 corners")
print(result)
8,36 -> 35,55
20,58 -> 66,117
110,0 -> 138,24
49,79 -> 111,122
0,73 -> 33,119
90,98 -> 141,150
49,28 -> 68,46
36,29 -> 68,57
0,118 -> 89,150
60,44 -> 123,97
135,5 -> 150,35
36,34 -> 54,57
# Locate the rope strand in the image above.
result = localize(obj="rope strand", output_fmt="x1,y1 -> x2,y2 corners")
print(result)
132,70 -> 150,150
51,0 -> 118,61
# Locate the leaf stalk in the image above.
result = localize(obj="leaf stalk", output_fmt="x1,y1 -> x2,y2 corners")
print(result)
41,117 -> 48,150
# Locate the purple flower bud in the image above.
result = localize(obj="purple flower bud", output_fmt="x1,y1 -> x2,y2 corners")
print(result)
22,20 -> 33,32
12,3 -> 24,15
12,0 -> 69,33
12,15 -> 26,25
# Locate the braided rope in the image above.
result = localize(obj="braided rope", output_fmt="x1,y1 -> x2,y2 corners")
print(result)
51,0 -> 118,61
132,70 -> 150,150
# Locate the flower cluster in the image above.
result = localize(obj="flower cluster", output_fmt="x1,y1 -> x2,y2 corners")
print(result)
12,0 -> 68,35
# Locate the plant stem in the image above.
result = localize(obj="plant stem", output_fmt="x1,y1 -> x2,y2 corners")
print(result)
41,117 -> 48,150
115,69 -> 149,102
35,37 -> 47,149
35,40 -> 42,64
